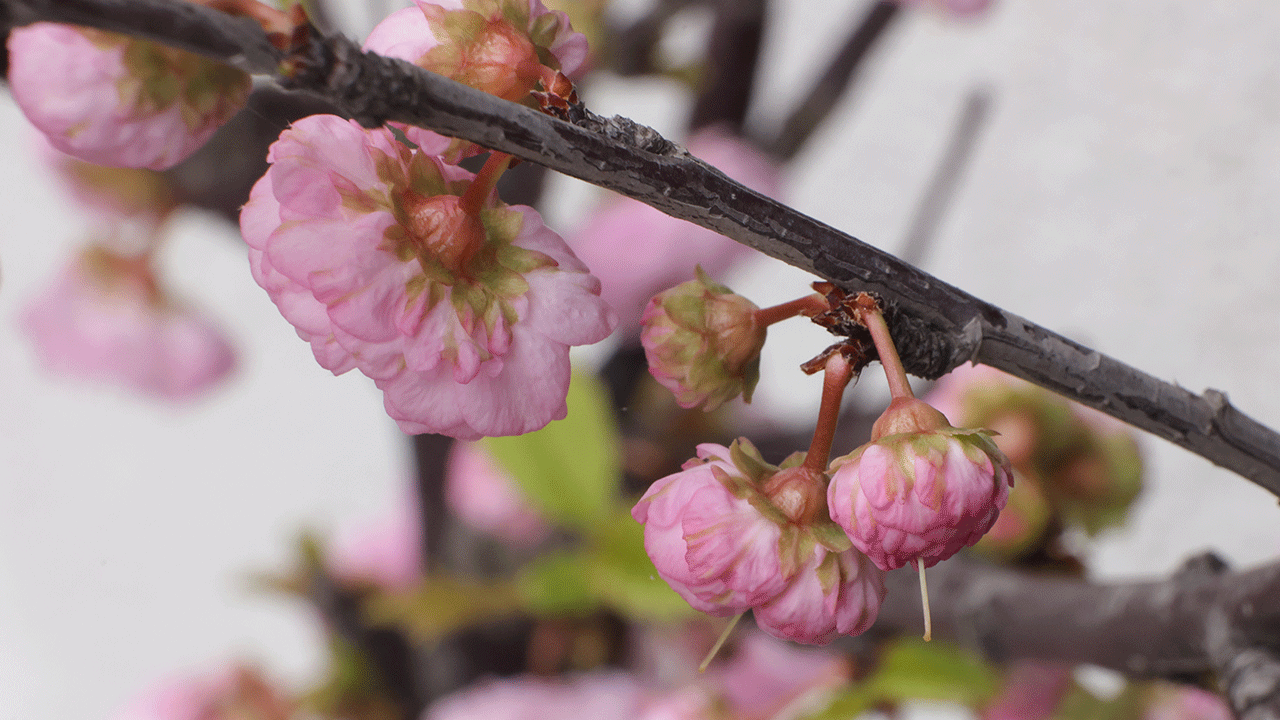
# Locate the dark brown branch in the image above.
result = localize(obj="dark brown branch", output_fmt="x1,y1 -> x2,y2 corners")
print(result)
867,553 -> 1280,720
6,0 -> 1280,493
687,0 -> 766,134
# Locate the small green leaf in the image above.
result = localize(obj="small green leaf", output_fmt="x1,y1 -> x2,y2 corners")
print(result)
795,687 -> 878,720
866,639 -> 1001,705
516,552 -> 598,616
481,372 -> 621,532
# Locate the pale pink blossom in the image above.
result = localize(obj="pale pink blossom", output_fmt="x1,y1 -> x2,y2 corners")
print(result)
632,440 -> 885,644
424,672 -> 643,720
569,127 -> 780,331
364,0 -> 588,102
113,665 -> 288,720
329,491 -> 424,590
446,442 -> 550,545
981,662 -> 1073,720
22,246 -> 235,400
8,23 -> 250,170
895,0 -> 994,18
716,631 -> 850,720
241,114 -> 614,439
641,270 -> 765,411
827,398 -> 1012,571
1144,685 -> 1233,720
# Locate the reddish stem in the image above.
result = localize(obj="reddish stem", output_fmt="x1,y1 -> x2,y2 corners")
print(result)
754,293 -> 829,328
803,352 -> 854,473
461,151 -> 514,217
856,297 -> 914,400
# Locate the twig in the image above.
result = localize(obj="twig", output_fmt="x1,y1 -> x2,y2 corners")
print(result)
6,0 -> 1280,493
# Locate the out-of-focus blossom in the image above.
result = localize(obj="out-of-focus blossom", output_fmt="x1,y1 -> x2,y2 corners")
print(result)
1144,684 -> 1233,720
241,114 -> 614,438
926,363 -> 1143,537
329,490 -> 425,591
569,127 -> 781,332
981,662 -> 1073,720
895,0 -> 994,19
827,397 -> 1012,571
717,631 -> 850,720
364,0 -> 588,102
41,139 -> 177,228
424,671 -> 643,720
640,271 -> 765,411
633,439 -> 885,644
22,245 -> 235,400
8,23 -> 250,170
113,665 -> 290,720
446,441 -> 550,545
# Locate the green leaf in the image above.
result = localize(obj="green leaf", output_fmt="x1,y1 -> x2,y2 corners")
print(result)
480,372 -> 621,532
866,639 -> 1001,705
516,552 -> 599,616
794,687 -> 878,720
585,510 -> 696,622
1052,681 -> 1143,720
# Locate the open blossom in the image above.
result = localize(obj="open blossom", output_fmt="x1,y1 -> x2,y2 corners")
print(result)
241,114 -> 614,438
8,23 -> 250,170
828,397 -> 1012,571
569,127 -> 781,331
640,271 -> 765,411
22,245 -> 235,400
632,439 -> 885,644
364,0 -> 588,102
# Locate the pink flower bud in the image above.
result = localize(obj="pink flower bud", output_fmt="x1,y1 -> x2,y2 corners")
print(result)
827,397 -> 1013,571
640,271 -> 765,411
364,0 -> 587,102
8,24 -> 250,170
241,114 -> 615,439
22,245 -> 236,400
633,439 -> 885,644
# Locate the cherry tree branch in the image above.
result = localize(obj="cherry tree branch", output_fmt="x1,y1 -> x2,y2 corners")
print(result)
867,553 -> 1280,720
6,0 -> 1280,494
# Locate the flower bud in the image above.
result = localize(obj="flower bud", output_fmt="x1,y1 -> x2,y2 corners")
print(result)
827,397 -> 1013,571
640,271 -> 765,411
633,439 -> 886,644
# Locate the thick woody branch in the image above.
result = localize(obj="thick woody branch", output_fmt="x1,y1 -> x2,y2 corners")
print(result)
870,553 -> 1280,720
6,0 -> 1280,493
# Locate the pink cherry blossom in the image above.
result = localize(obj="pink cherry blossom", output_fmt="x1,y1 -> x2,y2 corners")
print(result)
22,246 -> 235,400
981,662 -> 1073,720
632,440 -> 885,644
641,271 -> 765,411
716,631 -> 850,720
424,672 -> 643,720
113,665 -> 288,720
569,126 -> 781,332
329,490 -> 424,590
446,441 -> 550,545
1144,685 -> 1233,720
8,23 -> 250,170
632,443 -> 787,615
364,0 -> 588,103
241,114 -> 614,439
827,398 -> 1012,571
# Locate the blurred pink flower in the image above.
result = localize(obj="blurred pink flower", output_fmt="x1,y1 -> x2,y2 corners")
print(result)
895,0 -> 994,18
716,631 -> 850,719
8,23 -> 249,170
981,662 -> 1073,720
446,442 -> 550,545
329,491 -> 424,590
1145,685 -> 1233,720
424,671 -> 643,720
827,398 -> 1012,571
641,271 -> 765,411
113,665 -> 289,720
569,127 -> 780,332
633,439 -> 885,644
241,114 -> 614,438
22,245 -> 235,400
364,0 -> 588,102
39,138 -> 177,228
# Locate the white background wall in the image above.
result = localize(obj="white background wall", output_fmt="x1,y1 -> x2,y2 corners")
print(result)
2,1 -> 1280,718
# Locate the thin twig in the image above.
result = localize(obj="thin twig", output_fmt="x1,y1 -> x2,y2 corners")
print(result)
7,0 -> 1280,493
